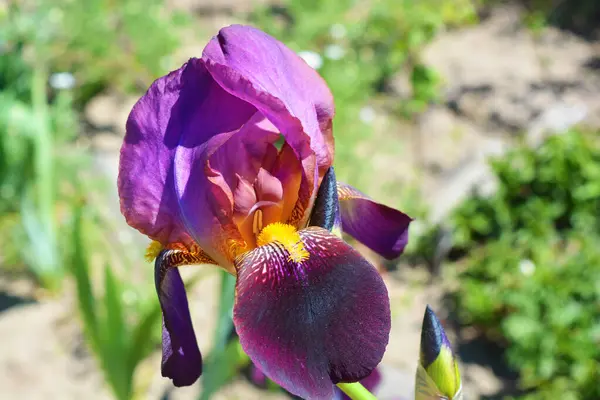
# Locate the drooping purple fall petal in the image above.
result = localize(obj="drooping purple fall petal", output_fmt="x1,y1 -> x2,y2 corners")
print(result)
233,226 -> 390,399
155,250 -> 203,386
337,183 -> 412,259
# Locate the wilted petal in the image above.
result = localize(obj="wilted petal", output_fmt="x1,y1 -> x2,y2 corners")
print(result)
119,58 -> 256,247
337,183 -> 412,259
155,249 -> 213,386
416,306 -> 462,400
233,226 -> 390,399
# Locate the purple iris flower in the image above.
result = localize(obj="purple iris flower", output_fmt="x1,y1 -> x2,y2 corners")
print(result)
118,25 -> 411,399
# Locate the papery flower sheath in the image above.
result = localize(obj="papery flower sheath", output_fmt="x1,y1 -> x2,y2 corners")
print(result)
415,306 -> 463,400
118,24 -> 411,399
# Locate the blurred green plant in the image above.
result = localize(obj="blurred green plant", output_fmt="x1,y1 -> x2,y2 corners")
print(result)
488,0 -> 600,38
251,0 -> 478,189
0,0 -> 187,290
0,2 -> 196,397
5,0 -> 187,103
447,130 -> 600,398
0,59 -> 77,290
198,270 -> 247,400
71,203 -> 163,400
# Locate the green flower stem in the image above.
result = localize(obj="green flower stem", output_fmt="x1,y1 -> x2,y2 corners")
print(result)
336,382 -> 378,400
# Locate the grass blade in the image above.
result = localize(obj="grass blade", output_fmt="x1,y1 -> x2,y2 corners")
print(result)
199,270 -> 236,400
71,204 -> 98,350
102,264 -> 131,400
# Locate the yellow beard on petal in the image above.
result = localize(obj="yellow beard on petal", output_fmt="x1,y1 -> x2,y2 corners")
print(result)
145,241 -> 164,262
256,222 -> 309,263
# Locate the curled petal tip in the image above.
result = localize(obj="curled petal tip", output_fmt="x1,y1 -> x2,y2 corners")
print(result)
337,183 -> 412,259
417,306 -> 462,399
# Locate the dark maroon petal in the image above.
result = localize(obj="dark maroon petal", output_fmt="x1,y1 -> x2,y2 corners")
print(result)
338,183 -> 412,260
155,250 -> 202,386
119,58 -> 256,247
233,227 -> 390,399
248,362 -> 269,388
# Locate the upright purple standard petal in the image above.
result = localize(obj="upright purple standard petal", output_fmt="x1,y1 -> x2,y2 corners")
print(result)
338,183 -> 412,260
155,250 -> 202,386
119,58 -> 256,248
233,227 -> 390,399
202,24 -> 335,183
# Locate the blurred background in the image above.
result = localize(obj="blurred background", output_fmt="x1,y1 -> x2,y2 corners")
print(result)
0,0 -> 599,399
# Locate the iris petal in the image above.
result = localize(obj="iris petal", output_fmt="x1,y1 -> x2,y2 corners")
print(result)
174,113 -> 280,266
155,249 -> 210,386
119,58 -> 256,248
233,227 -> 390,399
337,183 -> 412,259
271,143 -> 303,222
202,25 -> 335,176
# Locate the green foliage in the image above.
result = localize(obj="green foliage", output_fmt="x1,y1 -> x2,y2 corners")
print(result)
499,0 -> 600,37
71,204 -> 163,400
0,62 -> 76,290
5,0 -> 186,102
251,0 -> 478,188
0,0 -> 186,288
449,130 -> 600,398
199,270 -> 240,400
1,2 -> 190,397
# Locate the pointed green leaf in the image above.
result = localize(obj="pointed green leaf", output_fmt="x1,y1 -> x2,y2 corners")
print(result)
199,270 -> 237,400
70,205 -> 98,350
